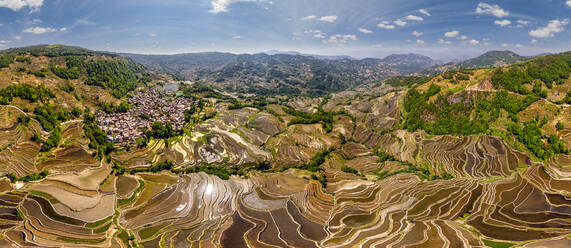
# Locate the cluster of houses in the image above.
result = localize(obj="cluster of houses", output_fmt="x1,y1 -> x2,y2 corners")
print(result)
97,87 -> 196,144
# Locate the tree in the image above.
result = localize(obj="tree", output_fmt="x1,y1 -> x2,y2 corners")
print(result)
556,121 -> 564,131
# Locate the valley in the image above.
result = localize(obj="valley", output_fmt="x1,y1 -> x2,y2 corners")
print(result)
0,45 -> 569,248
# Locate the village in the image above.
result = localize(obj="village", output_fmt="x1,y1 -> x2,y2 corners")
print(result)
96,86 -> 197,144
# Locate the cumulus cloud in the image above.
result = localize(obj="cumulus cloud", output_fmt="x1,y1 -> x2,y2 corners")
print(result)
567,0 -> 571,7
377,21 -> 395,29
23,26 -> 59,34
209,0 -> 260,14
232,35 -> 241,39
458,35 -> 468,40
438,39 -> 452,45
300,15 -> 316,20
0,0 -> 43,12
419,9 -> 431,16
59,27 -> 67,32
412,31 -> 423,37
494,19 -> 511,27
476,2 -> 509,18
531,39 -> 537,44
416,39 -> 424,45
314,33 -> 325,38
444,30 -> 459,37
318,16 -> 337,23
358,28 -> 373,34
515,44 -> 524,48
405,15 -> 423,21
394,20 -> 406,26
324,34 -> 357,44
469,39 -> 479,45
529,19 -> 568,38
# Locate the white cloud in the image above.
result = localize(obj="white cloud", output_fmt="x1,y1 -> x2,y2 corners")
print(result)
458,35 -> 468,40
412,31 -> 423,37
416,39 -> 424,45
318,16 -> 337,23
438,39 -> 452,45
22,26 -> 58,34
325,34 -> 357,44
515,44 -> 524,48
377,21 -> 395,29
529,19 -> 568,38
0,40 -> 9,47
0,23 -> 3,27
494,19 -> 511,27
501,43 -> 510,47
516,20 -> 529,26
567,0 -> 571,7
531,39 -> 537,44
469,39 -> 479,45
304,29 -> 325,38
444,30 -> 459,37
300,15 -> 316,20
147,32 -> 157,37
209,0 -> 260,14
358,28 -> 373,34
0,0 -> 43,12
232,35 -> 241,39
483,37 -> 489,41
372,44 -> 382,48
15,35 -> 21,40
394,20 -> 407,26
59,27 -> 67,32
419,9 -> 431,16
475,2 -> 509,18
405,15 -> 423,21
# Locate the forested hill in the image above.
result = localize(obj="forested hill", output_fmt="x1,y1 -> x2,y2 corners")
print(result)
1,45 -> 152,99
402,51 -> 570,160
420,50 -> 529,75
121,52 -> 440,96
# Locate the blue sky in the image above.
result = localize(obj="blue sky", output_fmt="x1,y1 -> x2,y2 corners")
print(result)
0,0 -> 570,60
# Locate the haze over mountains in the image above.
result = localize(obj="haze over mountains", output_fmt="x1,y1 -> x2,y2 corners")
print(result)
121,49 -> 531,94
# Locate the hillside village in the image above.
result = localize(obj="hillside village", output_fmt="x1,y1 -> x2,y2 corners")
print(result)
97,87 -> 197,144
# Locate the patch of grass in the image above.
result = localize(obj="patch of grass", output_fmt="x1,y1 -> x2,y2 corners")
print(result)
85,216 -> 112,228
482,239 -> 515,248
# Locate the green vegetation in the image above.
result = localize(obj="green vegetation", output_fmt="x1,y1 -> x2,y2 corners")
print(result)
64,56 -> 151,98
482,239 -> 515,248
51,65 -> 80,79
0,83 -> 54,105
0,54 -> 15,68
6,171 -> 49,183
299,148 -> 332,172
283,106 -> 334,132
404,86 -> 537,136
17,114 -> 31,125
383,76 -> 432,87
98,101 -> 131,113
40,127 -> 61,152
556,121 -> 564,131
83,109 -> 115,159
15,56 -> 32,64
341,165 -> 359,175
508,120 -> 568,160
491,56 -> 570,93
147,121 -> 182,139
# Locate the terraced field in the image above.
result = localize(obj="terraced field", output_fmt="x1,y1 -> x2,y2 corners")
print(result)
0,46 -> 570,247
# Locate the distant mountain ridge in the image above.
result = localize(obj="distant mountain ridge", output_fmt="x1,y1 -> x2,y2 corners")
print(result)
420,50 -> 529,75
121,52 -> 441,95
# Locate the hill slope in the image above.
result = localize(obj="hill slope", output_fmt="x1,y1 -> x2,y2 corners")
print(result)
421,50 -> 528,75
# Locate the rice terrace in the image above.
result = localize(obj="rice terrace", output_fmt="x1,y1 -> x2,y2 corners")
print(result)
0,0 -> 571,247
